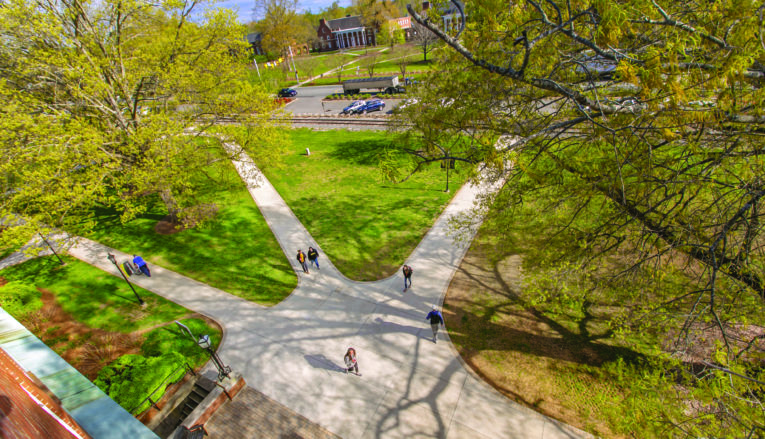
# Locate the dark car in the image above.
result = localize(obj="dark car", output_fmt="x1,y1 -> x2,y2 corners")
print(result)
360,98 -> 385,114
278,88 -> 297,97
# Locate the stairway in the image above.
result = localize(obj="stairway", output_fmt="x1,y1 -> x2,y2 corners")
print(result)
153,377 -> 216,439
179,381 -> 212,420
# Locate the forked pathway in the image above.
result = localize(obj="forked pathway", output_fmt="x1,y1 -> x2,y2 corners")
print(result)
67,149 -> 589,439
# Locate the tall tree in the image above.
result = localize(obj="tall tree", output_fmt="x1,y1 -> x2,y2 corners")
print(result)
0,0 -> 283,245
411,22 -> 439,61
361,53 -> 379,77
254,0 -> 309,56
396,0 -> 765,435
391,46 -> 412,78
353,0 -> 398,33
377,20 -> 395,47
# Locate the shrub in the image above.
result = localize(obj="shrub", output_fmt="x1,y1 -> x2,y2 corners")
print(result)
0,281 -> 43,318
95,352 -> 186,414
141,318 -> 220,365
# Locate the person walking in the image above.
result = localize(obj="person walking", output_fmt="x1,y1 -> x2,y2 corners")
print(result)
307,247 -> 320,270
425,306 -> 444,343
132,255 -> 151,277
344,347 -> 360,376
402,265 -> 413,291
297,249 -> 309,273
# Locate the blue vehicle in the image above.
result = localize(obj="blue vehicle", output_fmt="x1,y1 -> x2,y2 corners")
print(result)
278,88 -> 297,97
341,100 -> 366,114
360,98 -> 385,114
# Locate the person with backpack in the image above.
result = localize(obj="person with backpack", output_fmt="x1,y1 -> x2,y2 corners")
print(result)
344,347 -> 360,376
425,306 -> 444,343
402,265 -> 413,291
132,255 -> 151,277
307,247 -> 320,270
296,249 -> 309,273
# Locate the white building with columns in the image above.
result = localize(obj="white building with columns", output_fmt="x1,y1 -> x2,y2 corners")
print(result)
317,16 -> 376,51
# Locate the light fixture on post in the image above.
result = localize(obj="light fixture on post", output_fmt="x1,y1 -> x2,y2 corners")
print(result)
38,232 -> 64,265
106,253 -> 145,306
197,334 -> 231,382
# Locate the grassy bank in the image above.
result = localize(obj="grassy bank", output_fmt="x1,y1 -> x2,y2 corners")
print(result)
0,256 -> 221,414
257,128 -> 469,280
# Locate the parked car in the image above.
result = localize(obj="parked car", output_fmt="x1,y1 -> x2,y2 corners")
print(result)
278,88 -> 297,97
360,98 -> 385,114
341,100 -> 366,114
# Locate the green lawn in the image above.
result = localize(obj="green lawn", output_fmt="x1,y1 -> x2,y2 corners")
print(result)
370,58 -> 436,75
257,128 -> 469,280
1,256 -> 190,331
0,256 -> 222,415
86,145 -> 296,306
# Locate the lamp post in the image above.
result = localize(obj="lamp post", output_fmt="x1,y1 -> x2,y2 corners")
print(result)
38,232 -> 64,265
197,334 -> 231,382
106,253 -> 145,305
175,321 -> 232,382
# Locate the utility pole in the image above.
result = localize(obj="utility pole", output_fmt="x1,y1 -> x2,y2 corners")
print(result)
288,46 -> 298,81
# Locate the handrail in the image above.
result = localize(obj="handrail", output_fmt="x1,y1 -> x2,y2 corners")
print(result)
129,362 -> 196,414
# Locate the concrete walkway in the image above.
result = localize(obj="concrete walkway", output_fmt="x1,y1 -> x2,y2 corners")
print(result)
59,148 -> 589,438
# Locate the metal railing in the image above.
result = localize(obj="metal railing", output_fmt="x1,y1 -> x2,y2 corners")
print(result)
130,362 -> 196,414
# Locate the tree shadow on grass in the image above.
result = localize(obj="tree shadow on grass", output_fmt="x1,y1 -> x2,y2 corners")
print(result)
327,139 -> 392,166
448,254 -> 645,368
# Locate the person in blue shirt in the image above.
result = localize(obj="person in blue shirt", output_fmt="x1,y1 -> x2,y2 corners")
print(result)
425,306 -> 444,343
132,255 -> 151,277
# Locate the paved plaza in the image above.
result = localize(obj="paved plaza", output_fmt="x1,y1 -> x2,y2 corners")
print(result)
19,146 -> 589,438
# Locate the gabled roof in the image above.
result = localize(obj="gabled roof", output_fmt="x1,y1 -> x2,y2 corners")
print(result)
442,0 -> 464,15
246,33 -> 262,44
327,16 -> 364,31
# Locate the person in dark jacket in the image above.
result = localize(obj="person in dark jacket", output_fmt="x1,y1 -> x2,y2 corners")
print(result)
425,306 -> 444,343
132,255 -> 151,277
297,250 -> 309,273
307,247 -> 320,270
402,265 -> 413,291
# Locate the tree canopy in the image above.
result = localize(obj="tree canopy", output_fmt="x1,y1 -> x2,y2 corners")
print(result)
0,0 -> 284,247
253,0 -> 312,56
395,0 -> 765,435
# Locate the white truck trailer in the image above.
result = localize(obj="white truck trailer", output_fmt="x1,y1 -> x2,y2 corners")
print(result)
342,76 -> 405,94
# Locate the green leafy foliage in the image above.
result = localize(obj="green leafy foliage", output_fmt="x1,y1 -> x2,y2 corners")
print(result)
142,318 -> 221,366
0,281 -> 42,318
400,1 -> 765,434
0,0 -> 282,250
95,352 -> 186,414
86,139 -> 296,306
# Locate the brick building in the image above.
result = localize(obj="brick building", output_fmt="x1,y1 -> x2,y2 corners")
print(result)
316,16 -> 376,51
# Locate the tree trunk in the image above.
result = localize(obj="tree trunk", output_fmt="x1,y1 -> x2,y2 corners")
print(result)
159,189 -> 181,223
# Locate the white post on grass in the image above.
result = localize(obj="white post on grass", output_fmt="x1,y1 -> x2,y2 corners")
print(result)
253,59 -> 261,79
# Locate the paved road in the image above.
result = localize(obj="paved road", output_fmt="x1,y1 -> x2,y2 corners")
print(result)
288,85 -> 404,116
288,85 -> 341,115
